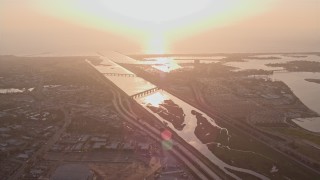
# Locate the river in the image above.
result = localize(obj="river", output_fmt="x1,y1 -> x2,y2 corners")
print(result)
135,54 -> 320,132
86,53 -> 269,180
225,54 -> 320,133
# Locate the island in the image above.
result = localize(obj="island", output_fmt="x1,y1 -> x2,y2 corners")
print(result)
305,78 -> 320,84
267,61 -> 320,72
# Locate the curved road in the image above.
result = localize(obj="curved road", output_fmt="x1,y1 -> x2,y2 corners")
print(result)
109,86 -> 221,180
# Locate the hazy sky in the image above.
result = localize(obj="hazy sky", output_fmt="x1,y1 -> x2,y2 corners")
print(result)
1,0 -> 319,54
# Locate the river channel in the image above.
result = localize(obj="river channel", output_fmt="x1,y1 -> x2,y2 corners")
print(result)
133,54 -> 320,133
87,54 -> 269,180
135,54 -> 320,132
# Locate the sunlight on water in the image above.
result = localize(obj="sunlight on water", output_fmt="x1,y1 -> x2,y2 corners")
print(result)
153,57 -> 174,64
150,57 -> 182,72
143,92 -> 166,107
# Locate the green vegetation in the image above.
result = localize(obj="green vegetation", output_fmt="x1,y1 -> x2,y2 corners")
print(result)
226,168 -> 261,180
210,144 -> 275,178
295,143 -> 320,162
262,127 -> 320,161
305,78 -> 320,84
210,122 -> 319,179
0,56 -> 100,87
268,127 -> 320,145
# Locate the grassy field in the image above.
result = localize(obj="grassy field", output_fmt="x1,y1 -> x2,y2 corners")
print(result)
267,127 -> 320,145
210,123 -> 319,180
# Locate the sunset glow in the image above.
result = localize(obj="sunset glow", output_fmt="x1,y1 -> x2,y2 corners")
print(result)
1,1 -> 320,179
30,0 -> 278,53
1,0 -> 319,54
150,58 -> 181,72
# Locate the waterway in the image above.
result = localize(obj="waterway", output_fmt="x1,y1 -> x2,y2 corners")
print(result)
136,54 -> 320,132
87,53 -> 269,180
225,55 -> 320,72
273,72 -> 320,132
139,56 -> 225,72
0,88 -> 34,94
225,55 -> 320,133
0,88 -> 24,94
87,58 -> 155,96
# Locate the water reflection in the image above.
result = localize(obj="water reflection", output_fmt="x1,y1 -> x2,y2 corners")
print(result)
224,55 -> 320,132
150,57 -> 181,72
88,54 -> 269,179
192,110 -> 230,146
139,91 -> 267,179
226,55 -> 320,72
87,58 -> 156,96
143,93 -> 231,144
0,88 -> 24,94
144,92 -> 166,107
143,57 -> 225,72
143,92 -> 186,130
272,72 -> 320,132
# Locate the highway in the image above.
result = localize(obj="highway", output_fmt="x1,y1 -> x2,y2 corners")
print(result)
188,81 -> 320,176
124,63 -> 320,178
109,85 -> 222,180
86,60 -> 224,179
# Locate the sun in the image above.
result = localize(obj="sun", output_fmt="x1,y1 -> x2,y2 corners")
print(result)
99,0 -> 212,23
34,0 -> 277,54
99,0 -> 213,54
147,32 -> 166,54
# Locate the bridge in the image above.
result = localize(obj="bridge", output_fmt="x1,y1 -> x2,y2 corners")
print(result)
103,73 -> 135,77
131,87 -> 161,99
272,69 -> 288,73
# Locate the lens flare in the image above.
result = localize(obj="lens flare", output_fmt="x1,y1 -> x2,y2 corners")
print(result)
161,129 -> 172,140
162,139 -> 173,150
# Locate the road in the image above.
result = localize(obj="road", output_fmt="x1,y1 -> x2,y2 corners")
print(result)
86,57 -> 227,179
126,64 -> 320,177
8,108 -> 72,180
108,85 -> 222,180
189,81 -> 320,176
